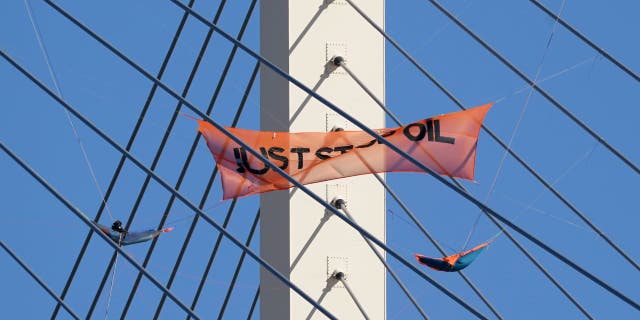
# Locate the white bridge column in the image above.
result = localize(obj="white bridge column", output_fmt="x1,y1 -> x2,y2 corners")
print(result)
260,0 -> 385,319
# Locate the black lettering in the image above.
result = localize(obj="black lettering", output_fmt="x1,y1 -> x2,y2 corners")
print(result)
434,120 -> 455,144
403,122 -> 426,141
381,130 -> 396,138
290,147 -> 311,169
233,148 -> 245,173
239,147 -> 270,175
356,130 -> 396,149
333,145 -> 353,154
378,130 -> 396,144
315,147 -> 333,160
268,147 -> 289,169
426,119 -> 434,141
356,139 -> 376,149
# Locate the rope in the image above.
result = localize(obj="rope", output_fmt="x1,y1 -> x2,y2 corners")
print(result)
0,240 -> 81,320
23,0 -> 115,222
488,142 -> 598,242
463,0 -> 567,250
336,200 -> 429,320
387,0 -> 474,75
103,233 -> 122,320
50,1 -> 198,317
493,56 -> 597,104
0,140 -> 203,320
527,0 -> 640,82
246,288 -> 259,320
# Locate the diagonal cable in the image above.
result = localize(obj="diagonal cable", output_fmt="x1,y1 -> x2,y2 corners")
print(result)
216,210 -> 260,320
24,0 -> 116,222
246,288 -> 259,320
51,1 -> 198,317
1,50 -> 339,319
527,0 -> 639,82
0,240 -> 81,320
42,0 -> 640,312
0,141 -> 202,319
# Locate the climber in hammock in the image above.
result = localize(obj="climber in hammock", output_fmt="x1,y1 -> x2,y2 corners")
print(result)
414,242 -> 489,272
95,220 -> 173,246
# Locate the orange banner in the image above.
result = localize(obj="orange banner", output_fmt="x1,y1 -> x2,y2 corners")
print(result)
199,103 -> 492,199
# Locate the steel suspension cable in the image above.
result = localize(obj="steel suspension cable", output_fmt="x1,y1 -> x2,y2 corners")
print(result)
103,234 -> 122,320
337,58 -> 504,319
246,288 -> 259,320
45,0 -> 639,312
344,0 -> 640,272
84,0 -> 230,314
216,210 -> 260,320
338,55 -> 594,319
333,199 -> 429,320
333,270 -> 370,320
0,141 -> 202,319
527,0 -> 639,82
51,1 -> 198,317
185,64 -> 260,319
4,11 -> 487,313
423,0 -> 640,272
0,240 -> 81,320
1,50 -> 339,319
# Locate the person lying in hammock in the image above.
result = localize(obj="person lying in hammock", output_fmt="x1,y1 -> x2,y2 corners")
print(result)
415,242 -> 489,272
95,220 -> 173,246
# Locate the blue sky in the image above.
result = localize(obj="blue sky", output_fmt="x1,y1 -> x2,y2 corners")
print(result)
1,0 -> 639,319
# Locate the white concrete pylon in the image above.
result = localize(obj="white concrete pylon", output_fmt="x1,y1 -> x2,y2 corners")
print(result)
260,0 -> 386,319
